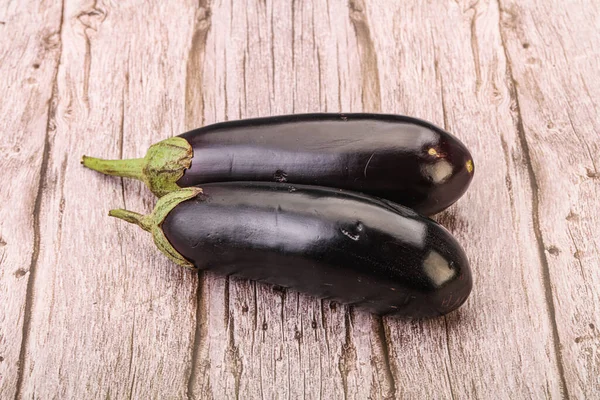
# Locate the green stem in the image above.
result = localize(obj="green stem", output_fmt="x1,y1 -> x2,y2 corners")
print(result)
108,187 -> 203,269
81,156 -> 146,180
108,209 -> 152,232
81,137 -> 193,197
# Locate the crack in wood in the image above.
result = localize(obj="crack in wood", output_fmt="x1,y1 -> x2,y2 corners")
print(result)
77,1 -> 106,111
226,312 -> 243,400
373,316 -> 396,399
499,135 -> 518,228
317,50 -> 325,111
224,275 -> 231,326
320,300 -> 331,356
127,310 -> 136,399
431,36 -> 450,134
338,308 -> 356,400
55,155 -> 68,254
14,65 -> 51,400
185,17 -> 215,394
468,1 -> 482,93
348,0 -> 381,112
496,1 -> 570,397
127,372 -> 136,400
566,112 -> 598,175
444,317 -> 457,400
187,272 -> 209,400
14,2 -> 65,398
185,1 -> 212,130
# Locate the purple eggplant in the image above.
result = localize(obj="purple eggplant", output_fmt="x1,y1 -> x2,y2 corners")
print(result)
83,113 -> 474,215
109,182 -> 472,318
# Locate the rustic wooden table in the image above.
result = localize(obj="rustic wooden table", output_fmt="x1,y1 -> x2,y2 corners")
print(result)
1,0 -> 598,398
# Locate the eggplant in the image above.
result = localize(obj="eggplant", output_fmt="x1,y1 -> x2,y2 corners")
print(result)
84,113 -> 474,215
109,182 -> 472,318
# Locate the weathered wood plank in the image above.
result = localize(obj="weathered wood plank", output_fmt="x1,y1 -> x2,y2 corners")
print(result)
0,1 -> 63,398
1,0 -> 598,398
16,1 -> 200,398
367,0 -> 565,397
186,1 -> 395,398
498,0 -> 600,397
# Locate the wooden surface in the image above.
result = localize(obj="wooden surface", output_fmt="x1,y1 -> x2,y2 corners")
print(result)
1,0 -> 598,398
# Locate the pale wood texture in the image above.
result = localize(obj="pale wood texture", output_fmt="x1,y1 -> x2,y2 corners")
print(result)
0,1 -> 64,398
1,0 -> 598,399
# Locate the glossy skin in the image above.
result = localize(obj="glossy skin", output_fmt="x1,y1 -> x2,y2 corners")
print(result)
177,113 -> 474,215
162,182 -> 472,318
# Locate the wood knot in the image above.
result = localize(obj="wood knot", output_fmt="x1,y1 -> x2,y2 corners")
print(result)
14,269 -> 28,278
42,31 -> 61,51
586,168 -> 599,179
566,211 -> 580,221
547,246 -> 560,256
525,57 -> 538,65
499,5 -> 520,30
348,0 -> 366,21
77,7 -> 107,31
195,7 -> 212,31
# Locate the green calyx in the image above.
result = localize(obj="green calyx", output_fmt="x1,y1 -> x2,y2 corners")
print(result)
81,137 -> 193,197
109,187 -> 203,269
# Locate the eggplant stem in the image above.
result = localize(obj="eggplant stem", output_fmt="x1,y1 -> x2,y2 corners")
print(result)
82,156 -> 145,180
81,137 -> 193,197
108,187 -> 203,269
109,209 -> 153,232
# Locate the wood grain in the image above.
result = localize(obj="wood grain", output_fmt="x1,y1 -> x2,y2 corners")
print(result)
186,1 -> 393,398
0,1 -> 63,398
1,0 -> 598,398
498,0 -> 600,397
14,1 -> 200,398
368,1 -> 564,397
